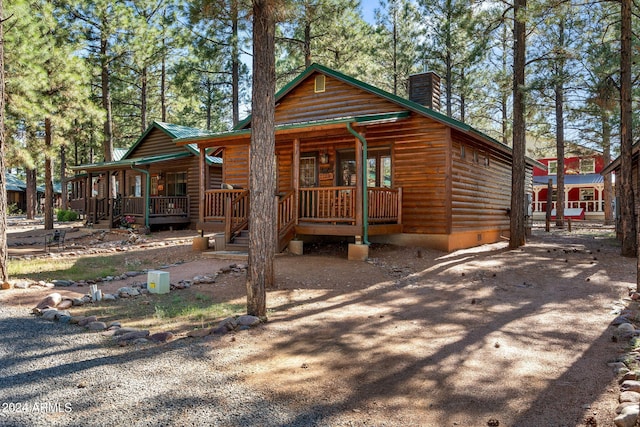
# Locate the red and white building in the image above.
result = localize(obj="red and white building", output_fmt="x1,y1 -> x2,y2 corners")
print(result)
531,148 -> 612,220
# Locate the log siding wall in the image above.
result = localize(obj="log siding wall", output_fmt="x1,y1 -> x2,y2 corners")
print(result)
450,131 -> 512,232
274,74 -> 404,125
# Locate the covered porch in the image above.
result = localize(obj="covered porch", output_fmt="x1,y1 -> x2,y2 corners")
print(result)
69,153 -> 194,229
186,112 -> 409,252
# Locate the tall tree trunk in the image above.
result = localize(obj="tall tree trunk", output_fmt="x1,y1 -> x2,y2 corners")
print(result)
101,33 -> 114,162
392,5 -> 397,95
0,0 -> 7,283
25,168 -> 36,219
510,0 -> 527,249
445,0 -> 452,118
247,0 -> 276,317
161,42 -> 167,122
602,112 -> 613,224
231,0 -> 240,127
303,21 -> 311,68
44,118 -> 54,230
141,66 -> 148,133
500,25 -> 509,146
620,0 -> 636,257
60,145 -> 67,210
555,22 -> 565,228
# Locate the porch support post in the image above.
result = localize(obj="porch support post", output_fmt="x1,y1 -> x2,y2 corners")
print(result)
596,184 -> 603,212
107,170 -> 113,227
293,138 -> 300,225
354,129 -> 363,235
199,144 -> 206,225
86,172 -> 92,223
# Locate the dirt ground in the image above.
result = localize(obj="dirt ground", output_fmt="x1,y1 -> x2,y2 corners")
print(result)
1,219 -> 635,426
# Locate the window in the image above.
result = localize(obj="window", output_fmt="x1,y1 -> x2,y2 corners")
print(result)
473,150 -> 479,164
314,75 -> 325,93
460,145 -> 466,160
339,148 -> 391,187
150,175 -> 159,196
548,160 -> 557,175
166,172 -> 187,196
338,152 -> 357,186
300,155 -> 317,187
580,188 -> 595,201
367,149 -> 392,187
130,175 -> 142,197
580,158 -> 595,174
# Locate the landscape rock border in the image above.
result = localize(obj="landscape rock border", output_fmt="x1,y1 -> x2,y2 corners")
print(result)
609,291 -> 640,427
25,262 -> 260,347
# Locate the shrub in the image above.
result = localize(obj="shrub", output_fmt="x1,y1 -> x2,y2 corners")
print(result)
56,209 -> 78,222
7,203 -> 22,215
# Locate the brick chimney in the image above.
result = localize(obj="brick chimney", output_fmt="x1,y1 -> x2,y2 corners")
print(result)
408,72 -> 441,112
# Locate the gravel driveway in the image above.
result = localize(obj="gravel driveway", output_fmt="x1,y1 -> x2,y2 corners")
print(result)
0,304 -> 302,427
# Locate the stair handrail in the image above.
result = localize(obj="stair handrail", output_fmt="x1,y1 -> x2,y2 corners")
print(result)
225,189 -> 249,243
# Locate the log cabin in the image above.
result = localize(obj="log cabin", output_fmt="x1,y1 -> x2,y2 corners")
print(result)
176,64 -> 538,255
70,121 -> 222,230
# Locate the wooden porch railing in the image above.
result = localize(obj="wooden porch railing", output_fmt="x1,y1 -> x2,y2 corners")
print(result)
225,190 -> 249,243
150,196 -> 189,216
299,187 -> 355,223
69,198 -> 85,213
278,191 -> 296,251
122,197 -> 145,216
204,189 -> 245,221
368,188 -> 402,224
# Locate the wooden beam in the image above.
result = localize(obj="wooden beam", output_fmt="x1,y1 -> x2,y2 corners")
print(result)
199,145 -> 206,225
293,138 -> 300,225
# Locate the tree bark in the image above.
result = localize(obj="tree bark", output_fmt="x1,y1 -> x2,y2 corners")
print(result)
246,0 -> 276,317
44,118 -> 54,230
232,0 -> 240,127
141,66 -> 148,133
25,168 -> 36,219
554,22 -> 565,229
0,0 -> 7,283
101,31 -> 114,162
60,145 -> 67,210
620,0 -> 636,257
602,112 -> 613,224
509,0 -> 526,249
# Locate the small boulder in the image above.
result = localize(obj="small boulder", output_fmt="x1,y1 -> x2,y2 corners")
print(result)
187,328 -> 212,338
35,293 -> 63,310
614,404 -> 640,427
237,315 -> 261,327
86,321 -> 107,331
621,380 -> 640,393
57,299 -> 73,310
115,330 -> 150,342
149,332 -> 174,343
78,315 -> 98,327
620,391 -> 640,403
42,309 -> 59,321
53,279 -> 74,287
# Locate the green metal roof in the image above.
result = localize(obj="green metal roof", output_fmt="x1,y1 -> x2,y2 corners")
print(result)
121,121 -> 216,160
179,63 -> 539,167
113,147 -> 128,161
6,173 -> 26,192
71,151 -> 192,172
174,111 -> 411,145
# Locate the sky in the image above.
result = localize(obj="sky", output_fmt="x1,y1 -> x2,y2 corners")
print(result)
360,0 -> 379,23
